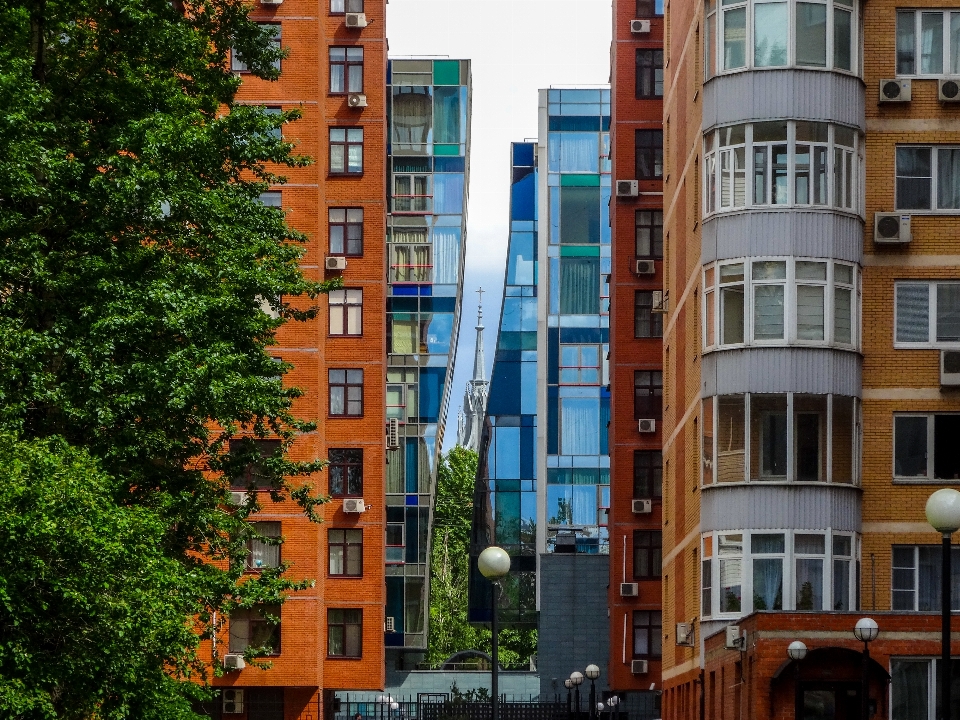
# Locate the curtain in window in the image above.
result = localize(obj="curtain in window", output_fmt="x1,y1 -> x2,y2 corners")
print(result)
897,283 -> 930,342
434,173 -> 465,214
432,227 -> 460,284
250,538 -> 280,569
560,397 -> 600,455
796,285 -> 825,340
752,558 -> 783,610
433,87 -> 460,144
392,87 -> 432,147
795,558 -> 823,610
391,316 -> 418,353
892,660 -> 930,720
938,283 -> 960,340
559,257 -> 600,314
548,133 -> 600,173
939,149 -> 960,209
570,484 -> 598,525
391,245 -> 411,282
386,447 -> 403,493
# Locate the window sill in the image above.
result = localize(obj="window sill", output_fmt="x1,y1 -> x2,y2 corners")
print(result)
702,343 -> 860,354
329,172 -> 365,178
893,477 -> 960,485
894,209 -> 960,215
327,654 -> 364,660
705,66 -> 862,81
328,414 -> 365,419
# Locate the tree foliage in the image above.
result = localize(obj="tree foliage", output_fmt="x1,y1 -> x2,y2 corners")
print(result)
427,447 -> 537,670
0,0 -> 335,715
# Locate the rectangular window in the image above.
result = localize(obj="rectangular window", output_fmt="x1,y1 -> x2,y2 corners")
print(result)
751,533 -> 785,611
330,128 -> 363,174
894,414 -> 960,481
896,146 -> 960,211
634,450 -> 663,498
636,49 -> 665,98
718,533 -> 743,614
559,257 -> 601,314
258,191 -> 282,207
636,0 -> 664,16
702,539 -> 713,615
635,291 -> 664,338
230,606 -> 281,655
632,611 -> 663,658
327,608 -> 362,657
329,369 -> 363,417
329,208 -> 363,256
329,528 -> 363,576
794,533 -> 825,610
635,210 -> 664,258
892,545 -> 960,611
393,174 -> 431,213
329,289 -> 362,336
232,24 -> 281,73
634,531 -> 663,578
331,0 -> 363,11
230,439 -> 281,490
559,344 -> 602,385
328,449 -> 362,496
246,522 -> 282,571
389,243 -> 433,283
329,47 -> 363,94
636,130 -> 664,180
896,10 -> 960,76
634,370 -> 664,420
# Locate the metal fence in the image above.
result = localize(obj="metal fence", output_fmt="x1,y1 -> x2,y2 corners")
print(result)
337,695 -> 567,720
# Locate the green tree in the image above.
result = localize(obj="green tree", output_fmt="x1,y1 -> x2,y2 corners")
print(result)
427,447 -> 537,669
0,0 -> 335,715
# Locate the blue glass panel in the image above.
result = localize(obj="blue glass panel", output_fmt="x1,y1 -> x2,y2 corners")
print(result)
495,426 -> 521,479
548,116 -> 602,131
521,413 -> 535,427
406,494 -> 418,506
520,491 -> 537,545
548,328 -> 559,385
501,297 -> 523,332
548,386 -> 559,455
497,479 -> 520,492
548,89 -> 562,102
561,89 -> 603,103
507,233 -> 535,286
547,485 -> 572,524
600,486 -> 610,508
434,156 -> 465,172
405,438 -> 418,493
549,258 -> 560,314
419,508 -> 430,563
600,396 -> 610,455
426,313 -> 453,353
386,576 -> 404,632
600,188 -> 611,244
433,226 -> 461,284
419,367 -> 445,423
513,142 -> 535,167
488,362 -> 521,415
389,297 -> 419,312
421,296 -> 456,313
434,86 -> 460,144
571,485 -> 598,525
393,286 -> 418,296
549,188 -> 560,244
511,171 -> 536,221
561,397 -> 600,455
520,426 -> 535,478
555,133 -> 600,173
512,221 -> 535,231
521,361 -> 537,415
434,173 -> 465,214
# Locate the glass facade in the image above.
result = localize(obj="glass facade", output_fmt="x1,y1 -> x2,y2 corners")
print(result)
385,59 -> 471,649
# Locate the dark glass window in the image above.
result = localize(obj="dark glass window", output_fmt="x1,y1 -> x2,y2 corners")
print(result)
231,24 -> 281,72
634,531 -> 663,578
329,208 -> 363,256
633,610 -> 663,657
636,130 -> 664,180
636,50 -> 664,98
331,0 -> 363,11
330,47 -> 363,94
328,608 -> 362,657
635,210 -> 663,258
329,528 -> 363,576
633,451 -> 663,498
330,128 -> 363,174
229,439 -> 281,490
329,369 -> 363,416
328,449 -> 362,496
635,291 -> 664,338
229,606 -> 281,655
635,0 -> 664,17
559,257 -> 601,314
634,370 -> 663,419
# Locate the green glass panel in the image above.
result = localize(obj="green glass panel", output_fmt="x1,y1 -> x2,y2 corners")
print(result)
559,245 -> 601,257
433,143 -> 460,156
433,60 -> 461,85
560,174 -> 601,187
498,331 -> 537,351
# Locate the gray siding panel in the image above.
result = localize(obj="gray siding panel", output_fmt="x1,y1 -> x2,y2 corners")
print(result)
701,483 -> 862,532
701,210 -> 864,264
702,348 -> 862,396
702,70 -> 866,130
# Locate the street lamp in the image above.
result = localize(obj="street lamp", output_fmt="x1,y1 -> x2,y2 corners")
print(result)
585,664 -> 601,720
927,489 -> 960,720
787,641 -> 808,720
606,695 -> 620,720
479,546 -> 511,720
564,679 -> 574,720
853,618 -> 879,720
570,671 -> 584,718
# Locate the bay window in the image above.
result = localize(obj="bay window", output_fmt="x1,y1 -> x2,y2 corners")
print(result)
702,392 -> 860,484
703,258 -> 859,349
704,121 -> 860,214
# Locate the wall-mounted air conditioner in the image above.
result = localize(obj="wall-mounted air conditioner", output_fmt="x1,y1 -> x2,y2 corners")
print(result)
874,212 -> 911,244
942,350 -> 960,387
343,498 -> 366,513
348,93 -> 368,108
229,492 -> 247,506
345,12 -> 368,28
631,19 -> 651,33
223,654 -> 246,671
620,582 -> 639,597
325,256 -> 348,271
635,260 -> 656,275
631,659 -> 649,674
725,625 -> 745,650
652,290 -> 667,314
638,419 -> 656,433
676,623 -> 695,647
940,78 -> 960,102
616,180 -> 639,197
632,499 -> 653,514
879,78 -> 911,103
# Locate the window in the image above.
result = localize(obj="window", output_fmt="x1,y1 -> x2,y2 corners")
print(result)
636,0 -> 664,15
896,146 -> 960,211
327,608 -> 362,657
329,47 -> 363,94
230,439 -> 281,490
633,531 -> 663,578
330,128 -> 363,174
896,10 -> 960,76
892,545 -> 960,611
634,370 -> 663,420
329,208 -> 363,256
718,533 -> 743,614
230,606 -> 281,655
703,258 -> 858,349
633,611 -> 663,658
331,0 -> 363,11
389,242 -> 432,283
703,393 -> 859,484
894,414 -> 960,481
706,0 -> 856,73
328,449 -> 362,496
636,49 -> 664,98
559,344 -> 602,385
794,533 -> 825,610
559,257 -> 601,315
259,191 -> 282,207
329,369 -> 363,417
751,533 -> 785,610
247,690 -> 284,720
246,522 -> 281,571
895,282 -> 960,346
393,173 -> 431,213
633,450 -> 663,498
329,529 -> 362,576
635,210 -> 663,258
636,130 -> 664,180
635,291 -> 664,338
704,122 -> 858,214
329,289 -> 362,336
232,24 -> 281,72
891,658 -> 960,720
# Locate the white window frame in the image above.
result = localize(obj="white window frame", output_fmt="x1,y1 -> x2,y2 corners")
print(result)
895,10 -> 960,77
892,412 -> 960,483
894,146 -> 960,212
894,281 -> 960,347
892,546 -> 960,611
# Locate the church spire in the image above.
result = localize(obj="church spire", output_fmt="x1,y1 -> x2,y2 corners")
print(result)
471,288 -> 486,383
457,288 -> 490,451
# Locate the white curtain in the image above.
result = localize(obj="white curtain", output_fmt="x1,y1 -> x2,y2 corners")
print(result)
432,227 -> 460,284
560,397 -> 600,455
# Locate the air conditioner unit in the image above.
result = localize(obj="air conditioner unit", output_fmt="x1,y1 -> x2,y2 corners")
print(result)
632,499 -> 653,514
347,93 -> 368,108
725,625 -> 745,650
874,212 -> 911,244
385,616 -> 396,632
638,419 -> 656,433
229,492 -> 247,506
616,180 -> 639,197
942,350 -> 960,386
635,259 -> 656,275
223,653 -> 246,671
345,12 -> 368,28
386,418 -> 401,450
223,689 -> 245,714
343,498 -> 366,513
631,659 -> 649,674
651,290 -> 667,314
940,78 -> 960,102
676,622 -> 695,647
630,19 -> 651,33
620,582 -> 639,597
325,255 -> 347,271
879,78 -> 911,103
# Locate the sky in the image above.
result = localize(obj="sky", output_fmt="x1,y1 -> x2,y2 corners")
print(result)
386,0 -> 613,452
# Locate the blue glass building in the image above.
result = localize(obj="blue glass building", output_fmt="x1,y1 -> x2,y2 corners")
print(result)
385,58 -> 471,653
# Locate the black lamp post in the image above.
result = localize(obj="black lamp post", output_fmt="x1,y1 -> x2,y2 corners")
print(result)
585,664 -> 600,720
565,679 -> 574,720
853,618 -> 879,720
570,671 -> 584,718
787,640 -> 808,719
927,489 -> 960,720
478,546 -> 511,720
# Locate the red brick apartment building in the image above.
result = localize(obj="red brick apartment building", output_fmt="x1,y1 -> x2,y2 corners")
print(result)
609,0 -> 666,705
208,1 -> 387,717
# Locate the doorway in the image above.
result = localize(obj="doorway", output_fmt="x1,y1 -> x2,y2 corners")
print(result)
802,682 -> 861,720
